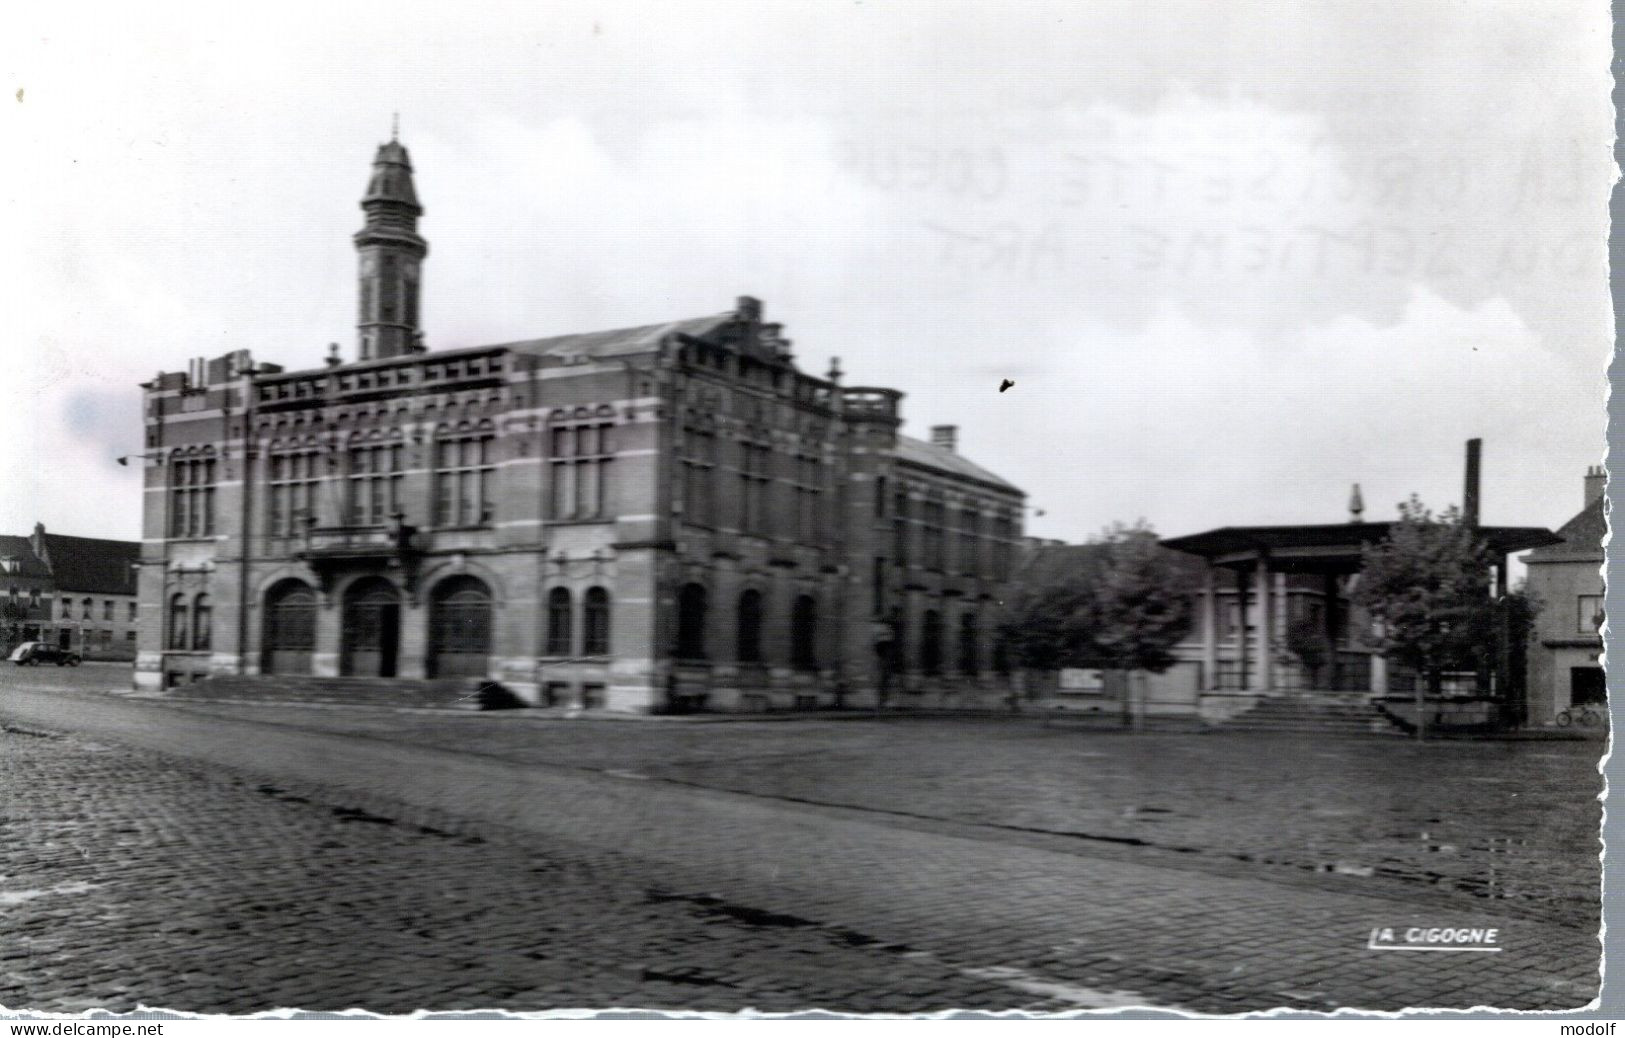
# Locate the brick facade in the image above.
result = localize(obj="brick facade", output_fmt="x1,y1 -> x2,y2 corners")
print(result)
133,138 -> 1025,711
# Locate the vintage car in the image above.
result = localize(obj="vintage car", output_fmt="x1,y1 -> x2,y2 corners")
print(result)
7,641 -> 82,666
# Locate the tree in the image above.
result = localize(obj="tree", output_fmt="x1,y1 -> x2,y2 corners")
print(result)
1351,496 -> 1530,738
1284,617 -> 1331,687
1001,521 -> 1195,724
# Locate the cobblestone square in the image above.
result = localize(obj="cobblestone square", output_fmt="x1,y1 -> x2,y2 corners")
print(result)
0,667 -> 1605,1016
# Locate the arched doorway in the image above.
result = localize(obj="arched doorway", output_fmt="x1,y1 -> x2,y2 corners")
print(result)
341,576 -> 401,677
428,575 -> 492,678
263,580 -> 316,675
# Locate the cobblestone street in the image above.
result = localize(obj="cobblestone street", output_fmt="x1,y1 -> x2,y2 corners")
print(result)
0,669 -> 1606,1016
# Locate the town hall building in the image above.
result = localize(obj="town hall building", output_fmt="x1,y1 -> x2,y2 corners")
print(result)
133,136 -> 1027,711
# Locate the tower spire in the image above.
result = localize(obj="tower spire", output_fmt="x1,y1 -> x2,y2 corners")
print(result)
391,112 -> 399,142
354,133 -> 428,361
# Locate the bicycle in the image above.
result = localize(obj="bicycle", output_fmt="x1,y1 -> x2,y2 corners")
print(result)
1557,703 -> 1607,728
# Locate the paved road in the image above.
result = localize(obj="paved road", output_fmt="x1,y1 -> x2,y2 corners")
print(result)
0,674 -> 1605,1015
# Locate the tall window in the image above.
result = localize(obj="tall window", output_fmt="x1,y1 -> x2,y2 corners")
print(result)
268,446 -> 322,536
991,514 -> 1015,580
958,613 -> 978,675
347,438 -> 404,525
546,588 -> 573,656
872,558 -> 887,617
922,499 -> 946,572
676,584 -> 708,660
128,602 -> 138,622
28,588 -> 39,609
920,609 -> 943,675
738,440 -> 773,535
583,587 -> 611,656
192,594 -> 212,651
103,600 -> 113,621
550,421 -> 614,520
435,427 -> 496,527
682,422 -> 718,527
791,453 -> 823,544
959,509 -> 980,577
791,596 -> 818,671
170,451 -> 217,538
736,589 -> 763,663
875,476 -> 888,518
60,598 -> 70,619
893,492 -> 911,567
81,598 -> 92,620
168,594 -> 188,651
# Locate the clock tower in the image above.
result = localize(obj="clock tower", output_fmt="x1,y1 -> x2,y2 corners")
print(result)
355,129 -> 427,361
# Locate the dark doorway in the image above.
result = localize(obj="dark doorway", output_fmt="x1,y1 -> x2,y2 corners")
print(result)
1571,666 -> 1607,706
263,580 -> 317,675
428,575 -> 491,679
342,577 -> 401,677
58,629 -> 70,650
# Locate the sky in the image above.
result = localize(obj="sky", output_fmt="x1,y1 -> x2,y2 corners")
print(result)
2,0 -> 1614,550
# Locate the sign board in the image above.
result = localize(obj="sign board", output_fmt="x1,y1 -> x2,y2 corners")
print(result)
1058,668 -> 1106,692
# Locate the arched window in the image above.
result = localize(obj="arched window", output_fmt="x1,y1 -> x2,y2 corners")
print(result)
429,576 -> 492,678
920,610 -> 943,675
791,595 -> 818,671
958,613 -> 978,675
676,584 -> 708,660
736,589 -> 763,663
192,594 -> 212,652
546,588 -> 573,656
168,594 -> 188,651
583,587 -> 611,656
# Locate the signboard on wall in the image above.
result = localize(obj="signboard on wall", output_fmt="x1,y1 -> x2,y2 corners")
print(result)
1058,668 -> 1106,692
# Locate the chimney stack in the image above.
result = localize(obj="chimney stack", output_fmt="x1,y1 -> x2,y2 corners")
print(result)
930,425 -> 958,452
1463,438 -> 1481,527
1584,465 -> 1606,508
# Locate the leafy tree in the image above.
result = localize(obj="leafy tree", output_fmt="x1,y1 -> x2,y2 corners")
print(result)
1002,522 -> 1194,722
1352,496 -> 1532,737
1284,617 -> 1331,686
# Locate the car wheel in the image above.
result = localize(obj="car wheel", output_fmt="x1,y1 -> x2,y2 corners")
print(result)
69,658 -> 80,667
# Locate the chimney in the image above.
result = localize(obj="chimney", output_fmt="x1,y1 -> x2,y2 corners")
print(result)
1584,465 -> 1606,507
1348,483 -> 1364,523
1463,438 -> 1481,527
930,425 -> 958,452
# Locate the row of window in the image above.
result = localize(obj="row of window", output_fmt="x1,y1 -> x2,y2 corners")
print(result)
888,609 -> 998,676
680,427 -> 827,541
256,354 -> 503,402
253,582 -> 617,660
887,486 -> 1017,579
2,628 -> 134,651
6,589 -> 138,622
673,585 -> 821,671
263,427 -> 607,535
